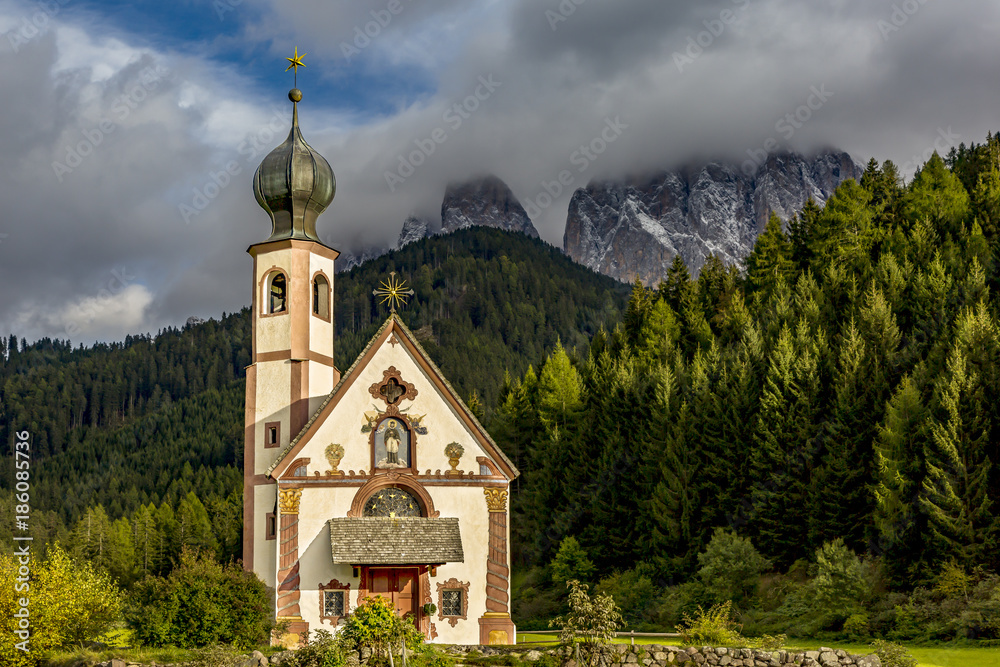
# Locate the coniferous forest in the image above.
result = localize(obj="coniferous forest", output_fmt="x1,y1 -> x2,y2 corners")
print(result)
4,136 -> 1000,641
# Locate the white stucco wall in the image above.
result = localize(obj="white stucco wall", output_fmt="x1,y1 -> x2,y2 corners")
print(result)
273,328 -> 512,644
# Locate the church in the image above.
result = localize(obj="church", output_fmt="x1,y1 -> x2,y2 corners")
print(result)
241,76 -> 518,647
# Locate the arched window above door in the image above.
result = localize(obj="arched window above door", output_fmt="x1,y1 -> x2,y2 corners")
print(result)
362,487 -> 423,518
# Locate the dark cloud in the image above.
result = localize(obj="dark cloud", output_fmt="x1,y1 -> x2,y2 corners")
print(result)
2,0 -> 999,343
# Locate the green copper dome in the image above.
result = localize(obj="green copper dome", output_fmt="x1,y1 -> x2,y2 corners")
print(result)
253,89 -> 335,242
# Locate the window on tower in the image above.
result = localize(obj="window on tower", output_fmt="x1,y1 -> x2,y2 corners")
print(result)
269,273 -> 287,313
313,274 -> 330,319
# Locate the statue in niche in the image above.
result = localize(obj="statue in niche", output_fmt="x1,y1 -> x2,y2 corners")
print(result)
375,418 -> 410,469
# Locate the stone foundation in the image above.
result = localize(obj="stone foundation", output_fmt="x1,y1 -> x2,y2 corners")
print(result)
90,643 -> 881,667
447,643 -> 881,667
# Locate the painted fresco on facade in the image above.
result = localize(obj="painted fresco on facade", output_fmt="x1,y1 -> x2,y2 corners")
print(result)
374,417 -> 410,468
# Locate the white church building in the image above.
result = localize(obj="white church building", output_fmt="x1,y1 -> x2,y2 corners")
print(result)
242,82 -> 519,646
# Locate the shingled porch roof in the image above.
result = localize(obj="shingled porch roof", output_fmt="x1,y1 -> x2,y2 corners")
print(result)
328,517 -> 465,565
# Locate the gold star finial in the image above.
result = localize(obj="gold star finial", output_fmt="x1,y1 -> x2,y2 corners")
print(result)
285,47 -> 306,88
374,271 -> 415,314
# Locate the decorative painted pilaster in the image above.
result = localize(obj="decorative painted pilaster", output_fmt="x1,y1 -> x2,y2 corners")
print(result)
479,488 -> 516,645
276,488 -> 308,645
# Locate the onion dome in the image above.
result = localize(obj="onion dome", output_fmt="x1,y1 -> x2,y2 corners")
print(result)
253,88 -> 335,242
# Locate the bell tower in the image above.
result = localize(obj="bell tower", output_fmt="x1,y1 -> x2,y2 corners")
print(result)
244,54 -> 340,589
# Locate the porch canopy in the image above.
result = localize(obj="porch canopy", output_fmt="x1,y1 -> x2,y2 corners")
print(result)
328,517 -> 465,565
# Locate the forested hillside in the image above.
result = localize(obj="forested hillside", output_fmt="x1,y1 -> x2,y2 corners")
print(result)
4,134 -> 1000,640
0,228 -> 627,568
499,136 -> 1000,613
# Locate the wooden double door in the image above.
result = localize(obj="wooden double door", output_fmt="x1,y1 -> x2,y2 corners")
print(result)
369,567 -> 419,624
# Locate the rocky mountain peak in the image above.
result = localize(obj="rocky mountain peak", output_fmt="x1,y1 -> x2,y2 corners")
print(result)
396,175 -> 538,248
441,175 -> 539,238
563,149 -> 863,284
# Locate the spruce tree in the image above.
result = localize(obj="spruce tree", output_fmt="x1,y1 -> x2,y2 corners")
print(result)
920,348 -> 995,567
874,376 -> 929,582
745,213 -> 793,296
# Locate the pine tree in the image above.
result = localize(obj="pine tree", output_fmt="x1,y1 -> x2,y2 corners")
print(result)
905,152 -> 970,238
132,503 -> 162,578
920,348 -> 996,567
971,165 -> 1000,242
809,320 -> 872,550
874,376 -> 929,582
745,213 -> 793,295
177,492 -> 218,556
788,198 -> 822,270
748,325 -> 821,566
662,255 -> 691,314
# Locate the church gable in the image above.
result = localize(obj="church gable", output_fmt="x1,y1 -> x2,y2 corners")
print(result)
268,316 -> 517,482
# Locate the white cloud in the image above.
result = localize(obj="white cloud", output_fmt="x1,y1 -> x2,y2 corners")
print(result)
14,284 -> 154,343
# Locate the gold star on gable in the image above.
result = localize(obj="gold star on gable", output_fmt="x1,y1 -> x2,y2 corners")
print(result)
373,271 -> 415,314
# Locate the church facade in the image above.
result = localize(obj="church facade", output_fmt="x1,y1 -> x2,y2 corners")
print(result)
242,84 -> 518,646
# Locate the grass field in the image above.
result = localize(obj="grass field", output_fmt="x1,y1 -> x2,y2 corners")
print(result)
516,634 -> 1000,667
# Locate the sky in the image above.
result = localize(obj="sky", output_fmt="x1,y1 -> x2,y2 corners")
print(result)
1,0 -> 999,345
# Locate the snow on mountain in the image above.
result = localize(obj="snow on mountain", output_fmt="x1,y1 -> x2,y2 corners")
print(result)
563,150 -> 863,284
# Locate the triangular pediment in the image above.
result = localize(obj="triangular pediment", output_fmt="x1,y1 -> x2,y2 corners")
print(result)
266,314 -> 518,480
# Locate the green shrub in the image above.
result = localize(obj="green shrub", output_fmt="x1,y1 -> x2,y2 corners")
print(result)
843,613 -> 870,639
127,549 -> 271,649
550,580 -> 623,667
341,595 -> 423,665
813,539 -> 868,620
551,537 -> 595,587
595,565 -> 660,628
0,545 -> 124,667
282,629 -> 346,667
407,644 -> 453,667
675,600 -> 745,647
696,529 -> 770,606
869,639 -> 916,667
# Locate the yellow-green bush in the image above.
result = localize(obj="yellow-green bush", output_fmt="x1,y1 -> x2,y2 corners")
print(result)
0,544 -> 123,666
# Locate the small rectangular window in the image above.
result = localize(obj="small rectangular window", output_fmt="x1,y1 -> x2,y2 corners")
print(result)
442,589 -> 463,616
266,512 -> 276,540
265,422 -> 280,448
324,590 -> 345,618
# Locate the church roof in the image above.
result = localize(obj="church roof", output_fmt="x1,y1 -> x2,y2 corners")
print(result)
266,313 -> 519,479
328,517 -> 464,565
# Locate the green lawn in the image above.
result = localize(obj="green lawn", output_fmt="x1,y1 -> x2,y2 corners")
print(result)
517,632 -> 672,646
517,635 -> 1000,667
787,643 -> 1000,667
